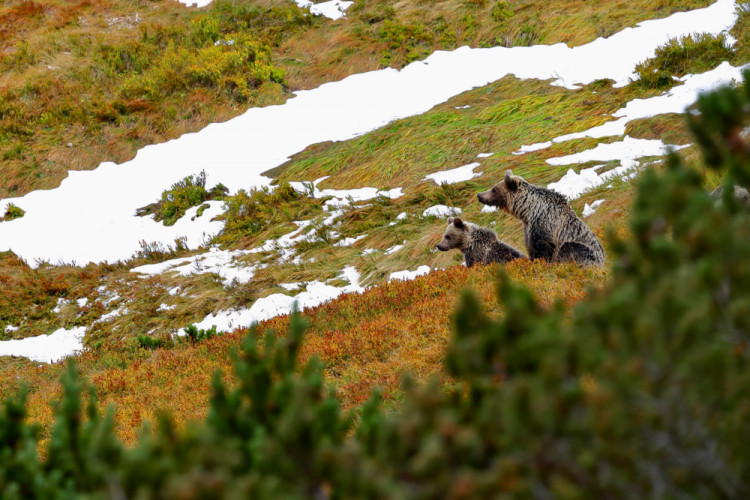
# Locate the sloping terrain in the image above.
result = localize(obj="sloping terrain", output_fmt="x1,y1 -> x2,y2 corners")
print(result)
0,0 -> 749,441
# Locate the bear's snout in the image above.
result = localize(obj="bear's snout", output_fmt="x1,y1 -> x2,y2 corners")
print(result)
436,243 -> 448,252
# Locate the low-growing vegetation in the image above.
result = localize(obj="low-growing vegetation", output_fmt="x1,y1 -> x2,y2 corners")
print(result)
0,75 -> 748,497
0,0 -> 718,199
0,203 -> 24,221
136,171 -> 228,226
636,33 -> 734,88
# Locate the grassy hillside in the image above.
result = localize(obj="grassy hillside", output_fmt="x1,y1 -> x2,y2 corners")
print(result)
0,0 -> 714,198
1,0 -> 748,442
0,259 -> 605,444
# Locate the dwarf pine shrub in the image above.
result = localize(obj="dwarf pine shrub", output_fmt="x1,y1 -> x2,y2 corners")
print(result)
1,72 -> 750,498
183,324 -> 219,342
637,33 -> 734,88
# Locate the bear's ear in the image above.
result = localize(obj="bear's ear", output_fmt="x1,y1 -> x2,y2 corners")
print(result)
453,217 -> 464,229
447,217 -> 455,225
505,170 -> 519,192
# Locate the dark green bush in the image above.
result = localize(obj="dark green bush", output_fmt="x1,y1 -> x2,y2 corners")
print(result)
1,71 -> 750,498
183,324 -> 219,342
637,33 -> 734,88
136,334 -> 165,350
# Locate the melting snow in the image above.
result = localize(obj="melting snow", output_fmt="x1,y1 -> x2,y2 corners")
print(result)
97,307 -> 127,323
389,265 -> 431,282
157,303 -> 177,312
477,153 -> 494,158
53,298 -> 70,314
290,177 -> 404,209
424,162 -> 482,185
481,205 -> 498,213
185,266 -> 364,333
335,234 -> 368,247
547,138 -> 688,199
515,61 -> 748,154
4,325 -> 18,333
0,0 -> 737,267
175,0 -> 213,7
131,246 -> 257,286
582,200 -> 605,217
385,241 -> 406,255
294,0 -> 353,20
0,327 -> 86,363
423,205 -> 462,218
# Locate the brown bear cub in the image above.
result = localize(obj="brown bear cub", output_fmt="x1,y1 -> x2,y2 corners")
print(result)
436,217 -> 525,267
477,170 -> 605,266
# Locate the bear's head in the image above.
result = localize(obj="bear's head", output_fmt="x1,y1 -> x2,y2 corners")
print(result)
477,170 -> 525,212
436,217 -> 468,252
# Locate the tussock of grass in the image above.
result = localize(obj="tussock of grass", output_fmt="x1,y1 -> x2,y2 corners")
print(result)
636,33 -> 734,89
136,171 -> 228,226
0,203 -> 25,221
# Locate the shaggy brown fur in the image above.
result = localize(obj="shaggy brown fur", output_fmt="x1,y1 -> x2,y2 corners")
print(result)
477,170 -> 605,266
436,217 -> 525,267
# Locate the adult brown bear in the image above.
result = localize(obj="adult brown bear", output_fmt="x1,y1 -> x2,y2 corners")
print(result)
477,170 -> 604,266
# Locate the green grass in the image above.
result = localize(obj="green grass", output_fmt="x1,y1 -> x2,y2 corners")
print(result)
635,33 -> 734,89
0,0 -> 715,199
136,171 -> 228,226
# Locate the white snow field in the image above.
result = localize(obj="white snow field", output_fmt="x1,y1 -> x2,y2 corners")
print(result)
0,327 -> 86,364
0,0 -> 738,267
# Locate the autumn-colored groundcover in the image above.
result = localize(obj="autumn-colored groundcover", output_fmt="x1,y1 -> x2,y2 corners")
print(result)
1,75 -> 749,497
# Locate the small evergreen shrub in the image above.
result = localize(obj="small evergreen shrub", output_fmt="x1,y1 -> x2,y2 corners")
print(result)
136,334 -> 164,350
183,324 -> 219,342
636,33 -> 734,88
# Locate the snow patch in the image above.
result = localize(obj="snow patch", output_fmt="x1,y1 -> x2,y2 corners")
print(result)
582,199 -> 605,218
423,205 -> 462,218
385,241 -> 406,255
185,266 -> 364,333
389,265 -> 431,282
515,62 -> 748,154
546,137 -> 688,199
424,162 -> 482,185
131,246 -> 257,287
0,327 -> 86,363
291,178 -> 404,209
175,0 -> 213,7
335,234 -> 368,247
481,205 -> 498,213
294,0 -> 353,20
